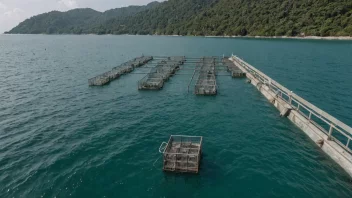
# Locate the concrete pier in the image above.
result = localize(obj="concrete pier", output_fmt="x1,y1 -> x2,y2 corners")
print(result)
88,56 -> 153,86
230,55 -> 352,178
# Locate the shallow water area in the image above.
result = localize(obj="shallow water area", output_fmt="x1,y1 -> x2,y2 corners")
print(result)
1,35 -> 352,197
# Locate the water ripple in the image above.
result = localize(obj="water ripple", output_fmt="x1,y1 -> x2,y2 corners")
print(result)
1,35 -> 352,198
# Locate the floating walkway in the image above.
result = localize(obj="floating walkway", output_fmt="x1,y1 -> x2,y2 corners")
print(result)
222,58 -> 246,77
230,55 -> 352,178
138,56 -> 185,90
194,57 -> 217,95
88,56 -> 153,86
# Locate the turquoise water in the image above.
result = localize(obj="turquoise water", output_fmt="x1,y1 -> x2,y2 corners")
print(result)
1,35 -> 352,197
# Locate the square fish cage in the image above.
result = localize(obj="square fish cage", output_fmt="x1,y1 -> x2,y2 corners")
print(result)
138,73 -> 165,90
159,135 -> 202,173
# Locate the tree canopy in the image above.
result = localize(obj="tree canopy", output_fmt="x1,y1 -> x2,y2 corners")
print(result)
6,0 -> 352,37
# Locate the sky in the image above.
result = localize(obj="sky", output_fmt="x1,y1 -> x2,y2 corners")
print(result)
0,0 -> 158,33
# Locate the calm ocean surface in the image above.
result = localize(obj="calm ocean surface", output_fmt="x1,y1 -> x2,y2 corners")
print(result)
1,35 -> 352,197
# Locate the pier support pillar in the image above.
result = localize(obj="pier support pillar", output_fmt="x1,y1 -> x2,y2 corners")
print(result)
280,104 -> 293,117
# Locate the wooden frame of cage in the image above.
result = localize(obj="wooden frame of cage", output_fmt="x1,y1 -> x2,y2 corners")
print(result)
160,135 -> 203,173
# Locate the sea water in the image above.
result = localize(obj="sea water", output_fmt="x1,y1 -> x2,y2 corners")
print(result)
1,35 -> 352,197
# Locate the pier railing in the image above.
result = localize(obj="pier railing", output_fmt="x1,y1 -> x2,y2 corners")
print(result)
232,55 -> 352,153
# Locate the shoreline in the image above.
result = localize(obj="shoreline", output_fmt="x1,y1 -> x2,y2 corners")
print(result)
203,35 -> 352,40
2,33 -> 352,40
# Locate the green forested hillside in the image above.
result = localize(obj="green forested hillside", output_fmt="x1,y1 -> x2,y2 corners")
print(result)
10,9 -> 101,34
6,2 -> 161,34
185,0 -> 352,36
102,0 -> 218,35
6,0 -> 352,36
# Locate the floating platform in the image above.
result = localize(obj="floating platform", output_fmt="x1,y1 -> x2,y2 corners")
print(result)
222,58 -> 246,77
159,135 -> 202,173
138,56 -> 185,90
88,56 -> 153,86
195,57 -> 217,95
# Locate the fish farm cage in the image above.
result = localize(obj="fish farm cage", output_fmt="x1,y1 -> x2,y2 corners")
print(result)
138,73 -> 165,90
222,58 -> 246,77
159,135 -> 203,173
88,56 -> 153,86
138,56 -> 185,90
88,55 -> 243,96
194,57 -> 217,95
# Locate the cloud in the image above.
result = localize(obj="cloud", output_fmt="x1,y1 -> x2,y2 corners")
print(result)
0,2 -> 8,11
4,7 -> 24,17
58,0 -> 78,9
0,1 -> 25,33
